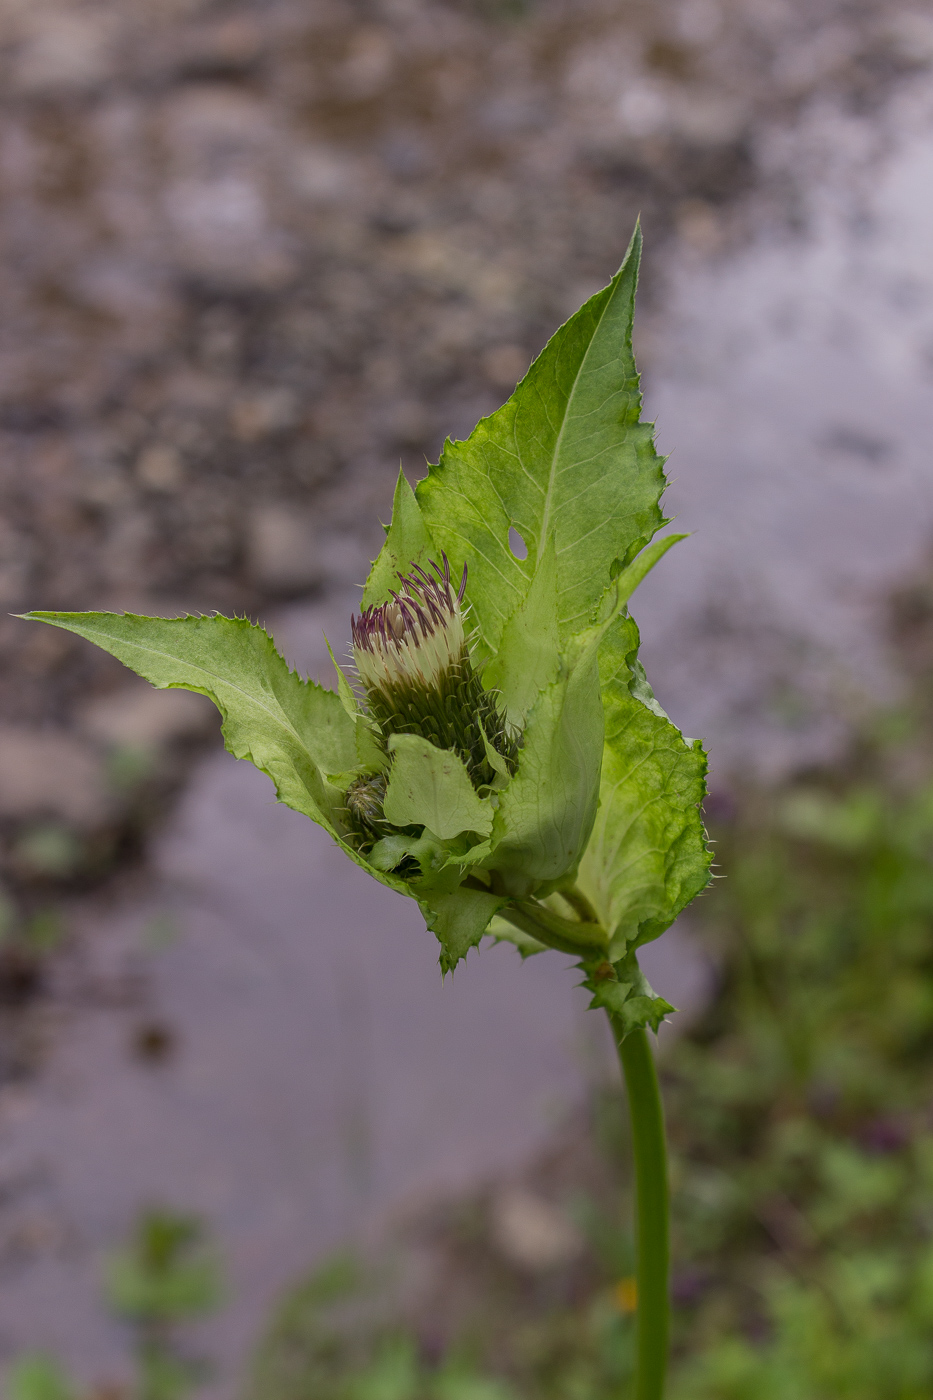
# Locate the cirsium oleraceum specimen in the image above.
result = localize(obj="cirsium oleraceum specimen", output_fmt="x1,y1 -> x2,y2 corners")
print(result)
20,228 -> 711,1028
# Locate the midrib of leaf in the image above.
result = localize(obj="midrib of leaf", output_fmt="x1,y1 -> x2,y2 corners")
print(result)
420,226 -> 664,663
535,293 -> 617,555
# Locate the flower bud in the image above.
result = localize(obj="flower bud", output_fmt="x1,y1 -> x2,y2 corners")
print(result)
351,557 -> 518,789
343,771 -> 391,850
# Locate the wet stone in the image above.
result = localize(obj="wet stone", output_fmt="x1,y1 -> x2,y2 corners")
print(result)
246,504 -> 321,594
0,727 -> 110,829
490,1187 -> 583,1273
78,683 -> 216,752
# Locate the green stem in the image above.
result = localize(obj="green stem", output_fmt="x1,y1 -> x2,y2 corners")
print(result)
609,1019 -> 669,1400
498,897 -> 607,958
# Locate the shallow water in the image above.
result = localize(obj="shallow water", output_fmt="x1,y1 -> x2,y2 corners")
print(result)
3,65 -> 933,1400
638,77 -> 933,773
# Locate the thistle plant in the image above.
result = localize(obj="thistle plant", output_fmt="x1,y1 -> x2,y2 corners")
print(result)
24,228 -> 711,1398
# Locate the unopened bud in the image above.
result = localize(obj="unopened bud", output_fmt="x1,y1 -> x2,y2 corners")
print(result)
351,556 -> 518,789
343,771 -> 391,850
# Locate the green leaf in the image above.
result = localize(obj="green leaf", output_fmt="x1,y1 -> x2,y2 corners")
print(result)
324,636 -> 386,772
417,225 -> 665,661
588,949 -> 675,1038
135,1347 -> 194,1400
486,636 -> 604,897
368,829 -> 482,881
487,916 -> 548,959
7,1356 -> 75,1400
480,730 -> 512,786
22,611 -> 357,834
383,734 -> 494,840
419,885 -> 508,974
588,532 -> 688,643
482,536 -> 560,727
363,468 -> 438,607
577,614 -> 711,956
369,830 -> 444,874
324,635 -> 360,719
106,1252 -> 221,1321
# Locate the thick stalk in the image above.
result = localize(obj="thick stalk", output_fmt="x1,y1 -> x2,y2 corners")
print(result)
498,897 -> 606,958
609,1018 -> 669,1400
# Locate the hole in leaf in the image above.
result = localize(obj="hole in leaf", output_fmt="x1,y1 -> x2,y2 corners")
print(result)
508,527 -> 528,560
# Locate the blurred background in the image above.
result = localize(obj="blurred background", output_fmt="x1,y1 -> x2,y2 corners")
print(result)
0,0 -> 933,1395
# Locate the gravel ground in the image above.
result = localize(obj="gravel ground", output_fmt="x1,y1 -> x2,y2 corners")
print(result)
0,0 -> 926,717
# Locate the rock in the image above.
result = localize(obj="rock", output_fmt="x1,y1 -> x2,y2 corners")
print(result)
158,87 -> 294,287
78,682 -> 215,751
315,532 -> 373,589
291,146 -> 359,203
490,1187 -> 582,1272
0,728 -> 110,828
482,344 -> 529,391
135,445 -> 185,492
175,14 -> 266,79
386,398 -> 432,446
888,11 -> 933,63
615,79 -> 671,139
13,12 -> 117,96
231,388 -> 300,443
676,198 -> 723,254
247,505 -> 321,593
0,518 -> 33,607
339,27 -> 396,100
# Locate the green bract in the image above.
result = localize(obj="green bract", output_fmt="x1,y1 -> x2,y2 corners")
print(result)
23,228 -> 711,1032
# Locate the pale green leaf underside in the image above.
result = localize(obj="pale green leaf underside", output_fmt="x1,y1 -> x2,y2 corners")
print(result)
417,225 -> 666,662
325,635 -> 361,720
487,635 -> 604,895
369,829 -> 445,873
384,734 -> 493,840
482,535 -> 560,727
578,614 -> 711,955
324,637 -> 386,772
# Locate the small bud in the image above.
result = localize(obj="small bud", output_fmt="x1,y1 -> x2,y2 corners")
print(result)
351,556 -> 518,789
343,771 -> 391,850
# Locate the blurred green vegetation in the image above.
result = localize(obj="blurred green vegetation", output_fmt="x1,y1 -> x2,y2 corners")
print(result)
666,754 -> 933,1398
248,700 -> 933,1399
8,1210 -> 221,1400
7,1355 -> 76,1400
105,1209 -> 222,1400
